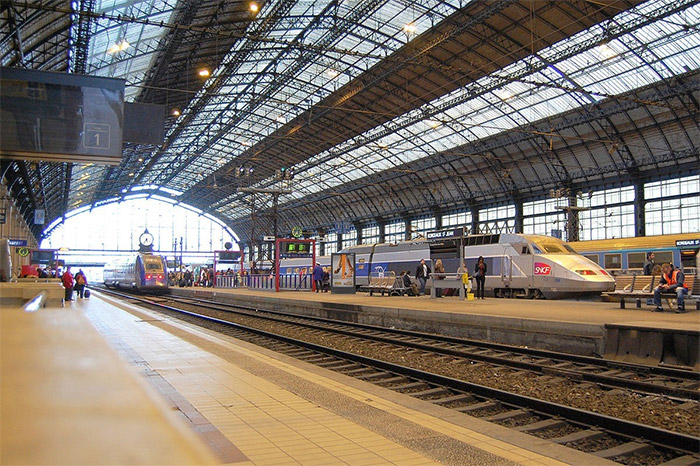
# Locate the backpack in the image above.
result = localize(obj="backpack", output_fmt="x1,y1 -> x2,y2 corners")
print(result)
76,275 -> 85,285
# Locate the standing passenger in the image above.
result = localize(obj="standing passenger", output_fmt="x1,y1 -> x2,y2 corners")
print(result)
433,259 -> 445,298
312,263 -> 324,292
474,256 -> 487,299
643,252 -> 656,275
643,252 -> 656,305
62,266 -> 75,302
457,261 -> 470,294
74,269 -> 88,298
415,259 -> 431,296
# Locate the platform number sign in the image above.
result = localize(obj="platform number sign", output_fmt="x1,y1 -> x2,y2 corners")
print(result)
83,123 -> 111,149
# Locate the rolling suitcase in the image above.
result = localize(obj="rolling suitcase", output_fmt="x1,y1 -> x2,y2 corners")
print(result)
84,289 -> 91,298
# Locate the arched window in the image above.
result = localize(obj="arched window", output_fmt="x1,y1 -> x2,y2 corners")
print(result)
41,196 -> 239,257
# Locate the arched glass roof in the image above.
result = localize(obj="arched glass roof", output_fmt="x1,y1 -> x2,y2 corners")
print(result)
1,0 -> 698,242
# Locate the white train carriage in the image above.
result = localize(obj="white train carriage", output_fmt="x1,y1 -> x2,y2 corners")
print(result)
343,241 -> 430,288
103,253 -> 168,292
463,234 -> 615,299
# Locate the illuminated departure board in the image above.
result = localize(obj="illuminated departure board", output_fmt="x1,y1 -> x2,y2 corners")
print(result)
280,241 -> 313,258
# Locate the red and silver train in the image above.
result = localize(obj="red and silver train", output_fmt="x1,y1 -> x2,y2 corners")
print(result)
103,253 -> 168,292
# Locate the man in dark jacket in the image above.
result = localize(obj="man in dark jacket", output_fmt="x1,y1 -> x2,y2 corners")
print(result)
652,263 -> 688,313
312,263 -> 324,292
643,252 -> 656,275
415,259 -> 431,296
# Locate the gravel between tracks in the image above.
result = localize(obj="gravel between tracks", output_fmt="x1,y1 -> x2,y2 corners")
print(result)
162,302 -> 700,437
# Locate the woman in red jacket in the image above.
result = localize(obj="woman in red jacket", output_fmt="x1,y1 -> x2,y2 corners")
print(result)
62,266 -> 74,302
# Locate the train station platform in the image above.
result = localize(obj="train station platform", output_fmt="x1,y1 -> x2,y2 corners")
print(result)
3,291 -> 624,465
170,286 -> 700,370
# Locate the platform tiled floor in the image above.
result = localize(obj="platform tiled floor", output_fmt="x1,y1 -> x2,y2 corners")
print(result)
85,293 -> 587,465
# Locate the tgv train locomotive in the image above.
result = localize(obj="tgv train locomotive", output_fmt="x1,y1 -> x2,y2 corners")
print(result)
103,253 -> 168,292
277,232 -> 614,299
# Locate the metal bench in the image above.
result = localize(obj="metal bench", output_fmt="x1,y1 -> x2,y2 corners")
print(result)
360,272 -> 407,296
604,274 -> 697,310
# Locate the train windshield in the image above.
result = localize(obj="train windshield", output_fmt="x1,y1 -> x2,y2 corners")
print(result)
143,257 -> 164,271
530,239 -> 577,254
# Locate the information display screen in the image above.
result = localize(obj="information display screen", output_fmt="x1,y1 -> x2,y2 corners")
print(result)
218,251 -> 242,262
31,249 -> 55,265
0,67 -> 124,164
280,241 -> 313,258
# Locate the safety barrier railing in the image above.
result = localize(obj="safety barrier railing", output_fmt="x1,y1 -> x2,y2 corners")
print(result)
215,275 -> 242,288
246,273 -> 313,291
278,274 -> 312,291
247,274 -> 275,290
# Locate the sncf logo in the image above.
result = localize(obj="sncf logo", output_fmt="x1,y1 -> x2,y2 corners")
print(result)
534,262 -> 551,275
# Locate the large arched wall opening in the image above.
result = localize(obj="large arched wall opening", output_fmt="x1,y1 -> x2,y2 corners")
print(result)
40,195 -> 240,282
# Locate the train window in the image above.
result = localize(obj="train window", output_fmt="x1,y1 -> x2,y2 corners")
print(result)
655,251 -> 673,266
627,252 -> 646,269
522,246 -> 530,254
604,253 -> 622,269
583,254 -> 599,265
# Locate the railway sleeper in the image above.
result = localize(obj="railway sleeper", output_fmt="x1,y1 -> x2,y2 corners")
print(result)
657,454 -> 700,465
315,359 -> 348,368
455,400 -> 501,413
358,371 -> 394,381
549,362 -> 576,369
374,375 -> 410,385
481,409 -> 531,423
330,363 -> 365,371
542,367 -> 583,381
677,401 -> 700,411
283,349 -> 313,356
342,367 -> 375,376
300,355 -> 335,363
411,387 -> 452,399
515,418 -> 568,433
551,428 -> 606,445
392,381 -> 431,392
592,441 -> 654,460
431,394 -> 477,406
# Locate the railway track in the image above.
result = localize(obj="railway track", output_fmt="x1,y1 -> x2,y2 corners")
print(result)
97,288 -> 700,465
103,288 -> 700,400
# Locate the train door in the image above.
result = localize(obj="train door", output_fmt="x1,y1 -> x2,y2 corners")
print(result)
513,243 -> 535,292
501,253 -> 512,288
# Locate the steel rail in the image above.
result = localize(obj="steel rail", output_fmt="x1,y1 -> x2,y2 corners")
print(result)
97,288 -> 700,455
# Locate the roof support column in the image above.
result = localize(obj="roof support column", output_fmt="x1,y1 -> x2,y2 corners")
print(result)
376,219 -> 386,244
354,222 -> 363,245
634,181 -> 646,237
432,207 -> 442,231
513,198 -> 523,234
470,204 -> 479,235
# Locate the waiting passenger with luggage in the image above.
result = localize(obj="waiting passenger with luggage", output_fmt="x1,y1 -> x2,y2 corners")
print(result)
653,263 -> 688,313
74,269 -> 88,298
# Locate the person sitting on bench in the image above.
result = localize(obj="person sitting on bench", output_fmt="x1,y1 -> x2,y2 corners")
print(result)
653,263 -> 688,313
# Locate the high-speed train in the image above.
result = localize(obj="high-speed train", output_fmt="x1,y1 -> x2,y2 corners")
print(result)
277,233 -> 614,299
103,253 -> 168,292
